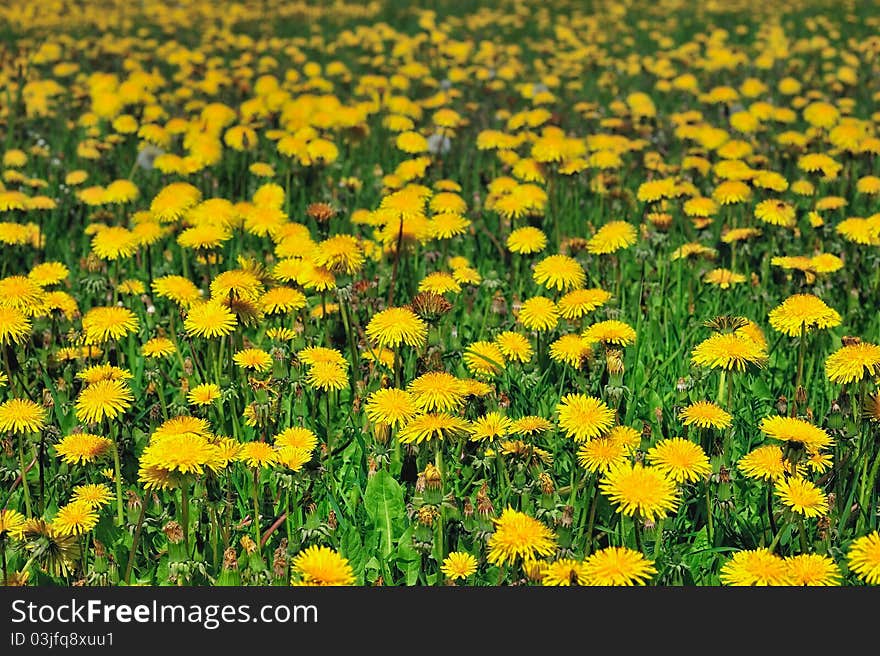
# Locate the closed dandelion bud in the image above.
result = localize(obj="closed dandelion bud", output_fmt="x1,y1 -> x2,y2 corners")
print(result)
126,491 -> 142,510
223,548 -> 238,570
817,514 -> 831,540
273,540 -> 288,579
865,394 -> 880,423
796,385 -> 807,407
718,465 -> 731,484
373,423 -> 390,445
411,291 -> 452,322
84,253 -> 103,273
240,535 -> 257,555
805,407 -> 814,422
539,472 -> 554,495
476,483 -> 494,515
367,456 -> 378,478
306,202 -> 336,223
183,357 -> 194,376
776,395 -> 788,415
146,381 -> 156,395
180,378 -> 190,395
606,349 -> 625,375
522,558 -> 545,582
641,421 -> 652,439
560,505 -> 574,527
149,404 -> 161,421
328,509 -> 337,531
417,505 -> 437,526
424,463 -> 442,489
163,521 -> 184,544
41,388 -> 54,408
491,291 -> 508,316
654,406 -> 663,424
463,498 -> 474,517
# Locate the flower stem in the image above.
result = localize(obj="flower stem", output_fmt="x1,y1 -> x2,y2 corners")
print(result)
111,432 -> 124,527
181,482 -> 190,557
252,468 -> 262,559
18,433 -> 31,517
124,500 -> 147,584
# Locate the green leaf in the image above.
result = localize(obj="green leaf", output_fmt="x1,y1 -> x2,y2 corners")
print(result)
406,558 -> 421,586
363,470 -> 406,558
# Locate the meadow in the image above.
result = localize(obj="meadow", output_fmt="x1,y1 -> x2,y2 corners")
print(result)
0,0 -> 879,586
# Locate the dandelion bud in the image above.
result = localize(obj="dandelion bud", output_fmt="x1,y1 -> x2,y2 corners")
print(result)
410,291 -> 452,322
522,558 -> 545,582
538,472 -> 554,495
491,291 -> 508,315
606,348 -> 625,375
163,521 -> 184,544
462,498 -> 474,517
183,357 -> 194,376
223,548 -> 238,570
776,395 -> 788,415
273,539 -> 288,579
424,463 -> 442,489
417,505 -> 438,526
795,385 -> 807,407
306,202 -> 336,223
126,491 -> 142,510
476,482 -> 494,515
240,535 -> 257,555
560,505 -> 574,527
327,509 -> 338,531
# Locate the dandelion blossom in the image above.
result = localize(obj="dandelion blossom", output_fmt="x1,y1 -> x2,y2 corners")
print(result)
690,332 -> 768,371
759,415 -> 832,453
75,379 -> 133,425
581,547 -> 656,586
292,545 -> 356,586
441,552 -> 478,581
768,294 -> 841,337
848,532 -> 880,585
600,462 -> 678,521
0,398 -> 47,434
365,307 -> 427,348
678,401 -> 732,429
486,508 -> 556,566
785,554 -> 841,586
645,438 -> 711,483
775,477 -> 828,517
825,342 -> 880,384
556,394 -> 614,442
721,549 -> 790,586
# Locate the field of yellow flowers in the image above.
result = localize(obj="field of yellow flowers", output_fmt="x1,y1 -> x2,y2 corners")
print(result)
0,0 -> 879,587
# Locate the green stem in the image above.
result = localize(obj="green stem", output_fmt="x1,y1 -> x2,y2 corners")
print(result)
124,500 -> 147,584
18,433 -> 32,517
181,482 -> 190,557
111,433 -> 124,527
434,442 -> 445,585
705,481 -> 714,545
583,481 -> 600,556
252,468 -> 262,559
